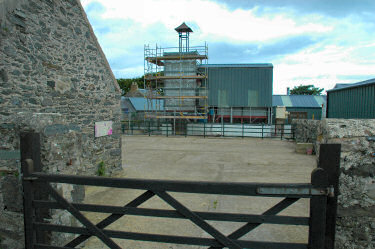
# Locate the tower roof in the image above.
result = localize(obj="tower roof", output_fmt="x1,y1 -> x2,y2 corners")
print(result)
175,22 -> 193,33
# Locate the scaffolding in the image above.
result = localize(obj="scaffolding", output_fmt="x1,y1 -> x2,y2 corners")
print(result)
143,43 -> 208,121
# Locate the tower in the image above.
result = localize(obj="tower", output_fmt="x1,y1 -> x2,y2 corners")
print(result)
144,23 -> 208,134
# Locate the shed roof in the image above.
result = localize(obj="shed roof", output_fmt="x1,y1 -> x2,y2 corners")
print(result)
272,95 -> 326,108
128,97 -> 164,111
329,78 -> 375,92
201,63 -> 273,68
333,83 -> 356,89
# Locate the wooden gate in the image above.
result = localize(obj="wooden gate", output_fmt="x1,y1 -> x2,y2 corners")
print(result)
20,132 -> 340,249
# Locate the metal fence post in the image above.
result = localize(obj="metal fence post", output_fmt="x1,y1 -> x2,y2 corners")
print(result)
166,123 -> 169,137
242,123 -> 244,138
204,122 -> 206,138
280,124 -> 283,140
222,121 -> 225,137
318,144 -> 341,249
148,121 -> 151,136
309,168 -> 329,249
261,124 -> 264,139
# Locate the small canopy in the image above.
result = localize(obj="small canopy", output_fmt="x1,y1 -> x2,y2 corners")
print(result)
175,22 -> 193,33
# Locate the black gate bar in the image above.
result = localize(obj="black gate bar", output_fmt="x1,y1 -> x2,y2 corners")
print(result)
32,200 -> 309,225
34,223 -> 308,249
28,172 -> 331,198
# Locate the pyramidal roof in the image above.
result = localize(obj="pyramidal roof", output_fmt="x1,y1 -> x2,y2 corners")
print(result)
175,22 -> 193,32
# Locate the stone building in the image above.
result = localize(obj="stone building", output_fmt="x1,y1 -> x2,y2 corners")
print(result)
0,0 -> 122,248
294,119 -> 375,249
125,82 -> 145,97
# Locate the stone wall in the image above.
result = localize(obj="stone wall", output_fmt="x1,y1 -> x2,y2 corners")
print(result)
0,113 -> 91,247
294,119 -> 375,248
292,119 -> 321,144
0,0 -> 122,248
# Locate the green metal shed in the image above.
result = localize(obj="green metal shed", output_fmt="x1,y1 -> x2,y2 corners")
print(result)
327,78 -> 375,119
200,64 -> 273,108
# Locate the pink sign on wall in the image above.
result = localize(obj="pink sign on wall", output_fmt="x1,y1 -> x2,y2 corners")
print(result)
95,121 -> 113,137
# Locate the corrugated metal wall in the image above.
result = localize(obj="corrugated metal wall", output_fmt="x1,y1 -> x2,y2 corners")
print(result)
327,84 -> 375,118
206,67 -> 273,107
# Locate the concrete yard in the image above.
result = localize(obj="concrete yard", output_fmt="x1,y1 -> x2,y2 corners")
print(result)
83,136 -> 316,248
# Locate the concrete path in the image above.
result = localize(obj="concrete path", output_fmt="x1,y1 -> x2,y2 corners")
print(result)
82,136 -> 316,248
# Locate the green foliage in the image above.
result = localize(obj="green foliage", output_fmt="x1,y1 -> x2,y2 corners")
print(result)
0,171 -> 19,177
116,74 -> 164,96
117,76 -> 144,95
96,161 -> 106,176
290,85 -> 324,95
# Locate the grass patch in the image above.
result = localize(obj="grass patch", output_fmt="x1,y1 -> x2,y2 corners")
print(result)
96,161 -> 106,176
213,200 -> 218,209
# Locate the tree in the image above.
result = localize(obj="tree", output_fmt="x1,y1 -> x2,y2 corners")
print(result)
117,74 -> 164,95
117,76 -> 144,95
290,85 -> 324,95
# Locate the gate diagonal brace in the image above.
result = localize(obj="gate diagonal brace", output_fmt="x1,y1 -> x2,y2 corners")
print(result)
154,191 -> 242,249
43,183 -> 122,249
209,198 -> 299,249
65,190 -> 155,247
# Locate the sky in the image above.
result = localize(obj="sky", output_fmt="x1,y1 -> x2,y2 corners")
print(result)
80,0 -> 375,94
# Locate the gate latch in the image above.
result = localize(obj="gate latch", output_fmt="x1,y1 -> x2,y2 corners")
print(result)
257,186 -> 335,196
23,176 -> 38,181
327,186 -> 335,197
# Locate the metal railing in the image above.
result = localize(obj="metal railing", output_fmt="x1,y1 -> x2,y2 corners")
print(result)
121,121 -> 295,140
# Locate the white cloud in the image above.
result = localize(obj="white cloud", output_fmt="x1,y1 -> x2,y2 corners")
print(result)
81,0 -> 375,93
112,65 -> 145,78
82,0 -> 332,43
274,42 -> 375,93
